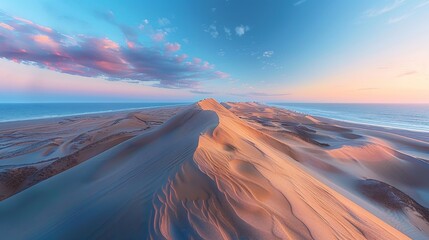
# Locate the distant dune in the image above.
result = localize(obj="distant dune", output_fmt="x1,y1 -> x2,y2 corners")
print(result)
0,106 -> 184,201
0,99 -> 428,239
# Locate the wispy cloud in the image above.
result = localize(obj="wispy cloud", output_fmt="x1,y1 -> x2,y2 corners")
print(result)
205,24 -> 249,39
165,42 -> 181,52
94,10 -> 138,42
214,71 -> 230,78
388,13 -> 411,23
0,22 -> 14,30
158,17 -> 170,26
416,0 -> 429,8
175,54 -> 188,63
355,87 -> 379,91
205,23 -> 219,38
235,25 -> 250,36
363,0 -> 406,17
151,31 -> 166,42
388,0 -> 429,24
0,12 -> 229,89
294,0 -> 307,6
231,92 -> 289,97
188,90 -> 289,97
262,51 -> 274,58
224,27 -> 232,39
218,49 -> 225,56
190,90 -> 214,94
396,70 -> 417,77
249,92 -> 289,97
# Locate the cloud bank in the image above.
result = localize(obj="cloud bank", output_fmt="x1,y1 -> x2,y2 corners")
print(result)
0,12 -> 228,89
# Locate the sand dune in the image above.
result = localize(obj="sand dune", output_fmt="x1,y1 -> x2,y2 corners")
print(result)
0,99 -> 427,239
0,106 -> 183,200
226,101 -> 429,239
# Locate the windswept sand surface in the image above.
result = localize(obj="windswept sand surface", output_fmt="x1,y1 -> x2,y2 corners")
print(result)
0,99 -> 427,239
0,106 -> 184,200
225,101 -> 429,239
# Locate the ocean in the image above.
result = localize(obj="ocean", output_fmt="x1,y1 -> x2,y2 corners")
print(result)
0,103 -> 187,123
271,103 -> 429,133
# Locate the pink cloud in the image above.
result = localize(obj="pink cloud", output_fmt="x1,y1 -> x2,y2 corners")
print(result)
151,32 -> 165,42
100,38 -> 119,50
95,61 -> 130,73
13,17 -> 33,25
201,61 -> 213,70
0,12 -> 230,89
165,42 -> 181,52
126,41 -> 136,49
175,54 -> 188,63
214,71 -> 230,78
14,17 -> 52,33
193,58 -> 202,64
0,22 -> 14,30
32,34 -> 59,49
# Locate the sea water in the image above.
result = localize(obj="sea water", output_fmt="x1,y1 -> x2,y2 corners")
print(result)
271,103 -> 429,133
0,102 -> 187,122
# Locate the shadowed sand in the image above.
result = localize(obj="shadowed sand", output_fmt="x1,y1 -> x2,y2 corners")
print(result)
0,99 -> 427,239
0,106 -> 184,200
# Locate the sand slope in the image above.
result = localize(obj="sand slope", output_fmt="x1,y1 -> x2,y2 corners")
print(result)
0,99 -> 416,239
225,101 -> 429,239
0,106 -> 183,200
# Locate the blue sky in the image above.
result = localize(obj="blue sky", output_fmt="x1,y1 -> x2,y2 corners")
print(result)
0,0 -> 428,102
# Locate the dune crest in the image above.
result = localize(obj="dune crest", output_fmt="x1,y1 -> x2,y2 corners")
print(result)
0,99 -> 414,239
152,99 -> 408,239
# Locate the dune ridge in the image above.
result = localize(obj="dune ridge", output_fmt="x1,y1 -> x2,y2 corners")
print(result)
0,99 -> 423,239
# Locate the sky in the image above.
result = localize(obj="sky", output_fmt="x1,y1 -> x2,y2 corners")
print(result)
0,0 -> 428,103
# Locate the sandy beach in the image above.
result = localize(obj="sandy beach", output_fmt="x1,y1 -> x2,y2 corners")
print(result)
0,99 -> 428,239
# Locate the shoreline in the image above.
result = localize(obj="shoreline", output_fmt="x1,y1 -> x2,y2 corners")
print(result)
2,102 -> 428,135
269,103 -> 429,134
0,103 -> 189,125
